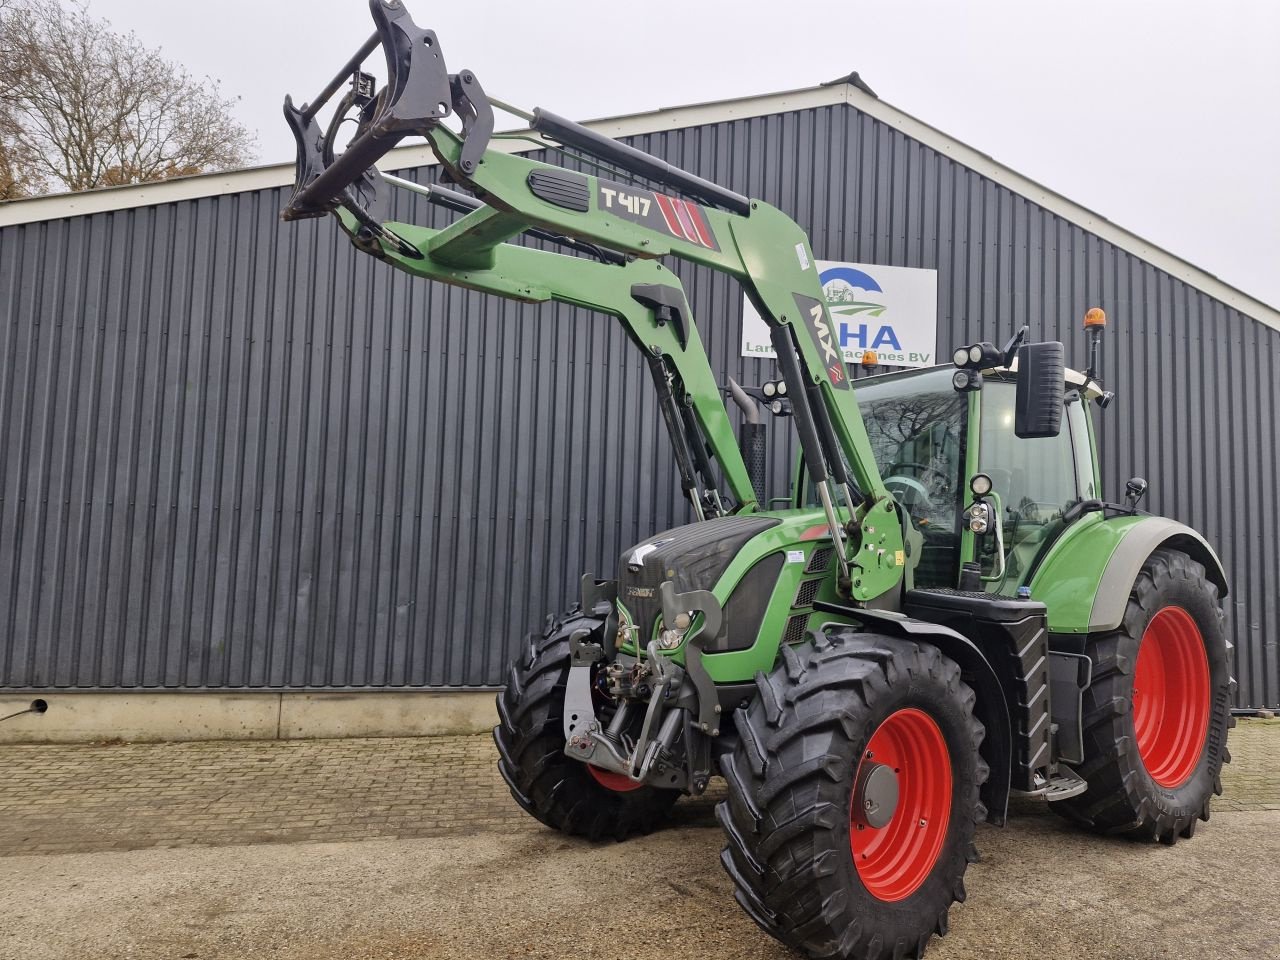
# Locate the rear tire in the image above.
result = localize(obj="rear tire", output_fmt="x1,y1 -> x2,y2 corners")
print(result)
493,610 -> 679,841
718,630 -> 987,960
1052,548 -> 1235,842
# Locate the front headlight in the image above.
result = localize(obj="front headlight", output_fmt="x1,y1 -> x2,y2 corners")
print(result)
656,611 -> 693,650
657,628 -> 684,650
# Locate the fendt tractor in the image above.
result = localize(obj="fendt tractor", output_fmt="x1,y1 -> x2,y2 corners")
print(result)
282,4 -> 1235,957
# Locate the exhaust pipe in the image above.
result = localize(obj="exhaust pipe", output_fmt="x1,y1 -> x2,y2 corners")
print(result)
728,379 -> 767,505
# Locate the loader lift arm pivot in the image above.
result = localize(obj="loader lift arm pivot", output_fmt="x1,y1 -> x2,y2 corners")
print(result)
281,0 -> 907,603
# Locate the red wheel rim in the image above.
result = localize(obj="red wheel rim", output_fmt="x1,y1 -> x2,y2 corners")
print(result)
586,764 -> 643,793
1133,606 -> 1210,788
850,708 -> 952,902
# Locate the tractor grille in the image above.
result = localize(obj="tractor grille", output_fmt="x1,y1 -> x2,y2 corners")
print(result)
617,515 -> 780,647
805,546 -> 833,574
793,578 -> 821,609
783,613 -> 809,646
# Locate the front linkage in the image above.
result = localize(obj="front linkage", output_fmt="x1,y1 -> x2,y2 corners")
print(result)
562,577 -> 723,795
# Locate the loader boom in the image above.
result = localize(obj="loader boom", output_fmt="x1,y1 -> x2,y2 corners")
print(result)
282,0 -> 907,603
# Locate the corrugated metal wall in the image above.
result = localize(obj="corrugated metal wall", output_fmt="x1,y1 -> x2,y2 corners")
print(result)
1,100 -> 1276,705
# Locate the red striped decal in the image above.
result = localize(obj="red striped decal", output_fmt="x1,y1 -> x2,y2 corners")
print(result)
653,193 -> 686,239
671,199 -> 701,244
684,202 -> 716,248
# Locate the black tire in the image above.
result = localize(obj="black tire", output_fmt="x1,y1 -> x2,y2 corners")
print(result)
493,610 -> 680,841
718,630 -> 987,960
1052,548 -> 1235,842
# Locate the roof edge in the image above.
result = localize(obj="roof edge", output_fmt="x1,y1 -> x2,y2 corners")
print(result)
836,84 -> 1280,331
0,80 -> 1275,331
0,85 -> 844,225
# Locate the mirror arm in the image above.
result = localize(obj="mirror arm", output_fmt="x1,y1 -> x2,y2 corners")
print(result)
1001,325 -> 1029,367
1061,498 -> 1105,525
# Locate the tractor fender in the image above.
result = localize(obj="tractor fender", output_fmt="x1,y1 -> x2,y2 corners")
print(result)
814,603 -> 1013,826
1088,518 -> 1229,633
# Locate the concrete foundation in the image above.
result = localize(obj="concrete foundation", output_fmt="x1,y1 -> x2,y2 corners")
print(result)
0,691 -> 498,743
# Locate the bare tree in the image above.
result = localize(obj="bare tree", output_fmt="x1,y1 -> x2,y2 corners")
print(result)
0,0 -> 42,199
0,0 -> 256,199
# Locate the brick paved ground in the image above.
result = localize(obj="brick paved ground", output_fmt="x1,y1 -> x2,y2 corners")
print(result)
1214,717 -> 1280,811
0,731 -> 720,855
0,719 -> 1274,857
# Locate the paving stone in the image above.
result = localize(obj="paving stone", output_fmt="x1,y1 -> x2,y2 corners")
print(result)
0,719 -> 1275,857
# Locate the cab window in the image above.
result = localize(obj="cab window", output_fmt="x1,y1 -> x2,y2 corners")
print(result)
852,368 -> 968,588
978,382 -> 1082,589
1067,396 -> 1097,499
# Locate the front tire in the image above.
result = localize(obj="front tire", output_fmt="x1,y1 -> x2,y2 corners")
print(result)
493,611 -> 679,841
1052,548 -> 1235,841
718,630 -> 987,960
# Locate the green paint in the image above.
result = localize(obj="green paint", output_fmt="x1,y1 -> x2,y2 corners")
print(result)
692,509 -> 904,681
699,513 -> 830,681
336,208 -> 759,509
1028,512 -> 1146,632
334,120 -> 909,605
428,120 -> 903,575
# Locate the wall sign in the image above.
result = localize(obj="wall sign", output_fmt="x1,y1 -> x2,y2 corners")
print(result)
741,261 -> 939,369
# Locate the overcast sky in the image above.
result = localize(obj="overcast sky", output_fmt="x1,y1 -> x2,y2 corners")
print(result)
92,0 -> 1280,309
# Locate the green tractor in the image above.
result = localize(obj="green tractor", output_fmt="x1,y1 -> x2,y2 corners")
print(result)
282,4 -> 1234,957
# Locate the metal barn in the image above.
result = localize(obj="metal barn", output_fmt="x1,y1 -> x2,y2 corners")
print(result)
1,79 -> 1276,712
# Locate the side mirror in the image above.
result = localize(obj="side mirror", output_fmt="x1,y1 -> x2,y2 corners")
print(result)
1125,476 -> 1149,513
1015,341 -> 1064,438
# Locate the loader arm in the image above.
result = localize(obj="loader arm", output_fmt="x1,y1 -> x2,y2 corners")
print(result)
419,123 -> 893,506
336,197 -> 756,514
282,0 -> 906,603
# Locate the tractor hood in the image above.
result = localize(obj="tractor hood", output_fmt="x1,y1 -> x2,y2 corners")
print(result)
617,515 -> 780,650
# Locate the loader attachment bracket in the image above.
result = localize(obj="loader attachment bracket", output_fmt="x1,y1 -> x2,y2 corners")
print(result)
281,0 -> 489,224
449,70 -> 494,177
659,581 -> 722,736
579,574 -> 620,657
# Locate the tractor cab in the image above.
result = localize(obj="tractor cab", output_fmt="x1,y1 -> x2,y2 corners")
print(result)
967,366 -> 1104,594
797,360 -> 1106,597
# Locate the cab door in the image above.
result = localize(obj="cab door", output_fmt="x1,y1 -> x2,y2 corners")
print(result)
970,382 -> 1097,594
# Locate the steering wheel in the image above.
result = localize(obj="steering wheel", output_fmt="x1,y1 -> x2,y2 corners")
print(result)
883,475 -> 933,510
887,461 -> 951,493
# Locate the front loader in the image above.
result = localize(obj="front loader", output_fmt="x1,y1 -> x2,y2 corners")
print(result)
281,4 -> 1235,958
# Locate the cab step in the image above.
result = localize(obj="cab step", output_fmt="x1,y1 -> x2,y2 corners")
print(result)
1011,767 -> 1088,801
1043,767 -> 1088,801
